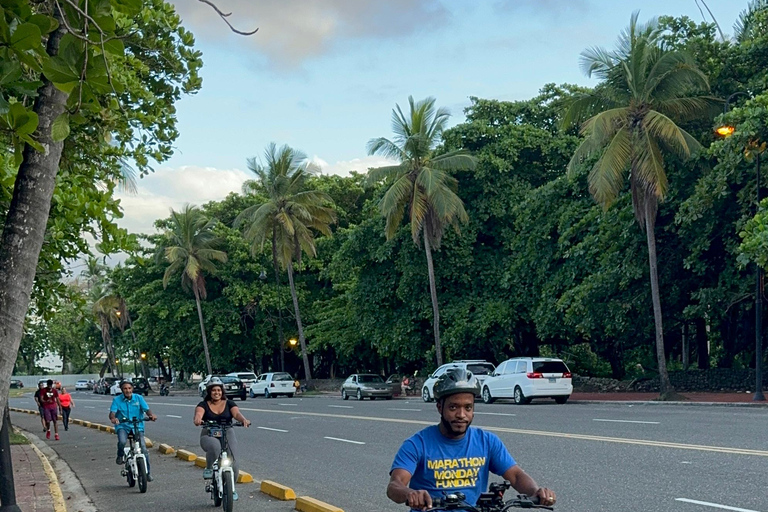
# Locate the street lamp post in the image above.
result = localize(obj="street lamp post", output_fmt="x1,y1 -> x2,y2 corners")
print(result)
717,92 -> 766,401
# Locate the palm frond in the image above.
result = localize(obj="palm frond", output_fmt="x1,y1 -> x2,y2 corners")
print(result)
428,151 -> 477,172
379,174 -> 413,224
587,127 -> 632,207
562,92 -> 616,129
363,164 -> 406,188
366,137 -> 405,161
642,110 -> 701,160
634,133 -> 668,200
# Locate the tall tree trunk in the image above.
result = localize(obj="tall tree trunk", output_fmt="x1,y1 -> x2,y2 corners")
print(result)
155,355 -> 170,381
644,205 -> 673,395
193,287 -> 213,375
0,16 -> 68,433
272,231 -> 285,372
423,234 -> 443,366
286,260 -> 312,380
695,317 -> 710,369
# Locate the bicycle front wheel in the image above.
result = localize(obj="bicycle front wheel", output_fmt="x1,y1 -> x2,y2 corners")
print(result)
137,458 -> 148,493
222,473 -> 234,512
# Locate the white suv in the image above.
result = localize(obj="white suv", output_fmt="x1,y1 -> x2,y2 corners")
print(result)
481,357 -> 572,405
421,360 -> 496,402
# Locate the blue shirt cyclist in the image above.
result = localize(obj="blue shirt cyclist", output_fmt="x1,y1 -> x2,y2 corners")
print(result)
387,368 -> 557,511
108,381 -> 157,480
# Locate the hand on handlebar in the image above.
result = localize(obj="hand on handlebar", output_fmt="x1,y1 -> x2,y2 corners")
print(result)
406,489 -> 433,511
147,413 -> 157,422
241,419 -> 251,428
534,488 -> 556,506
110,417 -> 119,425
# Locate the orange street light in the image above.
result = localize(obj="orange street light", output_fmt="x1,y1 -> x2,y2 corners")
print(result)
288,338 -> 298,348
715,124 -> 735,137
140,353 -> 147,360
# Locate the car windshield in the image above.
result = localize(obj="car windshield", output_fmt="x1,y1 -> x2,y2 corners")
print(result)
532,361 -> 569,374
77,380 -> 87,383
467,364 -> 495,375
237,373 -> 257,380
105,378 -> 118,384
273,373 -> 293,381
358,375 -> 384,383
220,377 -> 239,384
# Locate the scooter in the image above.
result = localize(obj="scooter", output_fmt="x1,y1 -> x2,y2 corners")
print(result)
118,416 -> 151,493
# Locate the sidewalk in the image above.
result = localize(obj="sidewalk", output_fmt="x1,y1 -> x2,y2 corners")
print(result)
9,442 -> 56,512
570,391 -> 768,405
9,411 -> 297,512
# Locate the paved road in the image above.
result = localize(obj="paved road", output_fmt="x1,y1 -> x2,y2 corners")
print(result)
12,392 -> 768,512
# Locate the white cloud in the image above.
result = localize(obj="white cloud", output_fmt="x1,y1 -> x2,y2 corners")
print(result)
169,0 -> 449,69
313,155 -> 397,177
115,165 -> 250,234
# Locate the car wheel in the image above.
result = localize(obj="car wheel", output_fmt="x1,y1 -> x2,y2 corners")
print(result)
555,396 -> 569,405
513,386 -> 530,405
422,387 -> 431,403
264,388 -> 271,398
342,390 -> 348,400
356,389 -> 363,400
482,387 -> 496,404
385,396 -> 393,400
249,389 -> 255,398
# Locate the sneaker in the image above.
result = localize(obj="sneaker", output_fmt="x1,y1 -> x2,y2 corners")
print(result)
54,434 -> 59,441
46,430 -> 50,439
147,475 -> 153,482
202,468 -> 213,479
116,456 -> 124,465
233,491 -> 238,501
64,426 -> 68,431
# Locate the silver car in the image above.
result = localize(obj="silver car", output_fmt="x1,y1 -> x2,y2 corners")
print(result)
341,374 -> 393,400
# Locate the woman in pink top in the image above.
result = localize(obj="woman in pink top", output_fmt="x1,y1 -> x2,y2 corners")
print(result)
58,388 -> 74,431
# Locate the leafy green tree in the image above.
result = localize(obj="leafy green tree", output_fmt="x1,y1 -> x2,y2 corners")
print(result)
236,144 -> 336,380
563,13 -> 713,395
366,96 -> 476,366
159,204 -> 227,376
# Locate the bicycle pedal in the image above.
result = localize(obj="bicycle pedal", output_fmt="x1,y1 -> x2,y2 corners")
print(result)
205,484 -> 212,492
120,470 -> 127,477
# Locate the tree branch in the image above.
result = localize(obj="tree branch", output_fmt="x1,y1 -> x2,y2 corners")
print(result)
198,0 -> 259,36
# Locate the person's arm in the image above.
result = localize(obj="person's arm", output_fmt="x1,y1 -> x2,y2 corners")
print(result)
193,405 -> 205,426
501,465 -> 555,505
109,398 -> 120,424
229,405 -> 251,427
387,469 -> 432,511
139,396 -> 156,421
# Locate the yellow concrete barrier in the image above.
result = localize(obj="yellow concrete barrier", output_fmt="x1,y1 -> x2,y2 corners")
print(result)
98,424 -> 109,432
82,421 -> 92,428
194,457 -> 207,468
295,496 -> 344,512
176,449 -> 196,462
106,426 -> 115,434
144,438 -> 153,448
260,480 -> 295,500
158,444 -> 175,455
237,471 -> 254,484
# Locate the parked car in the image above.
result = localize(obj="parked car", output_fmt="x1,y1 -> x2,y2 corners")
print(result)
421,360 -> 496,402
385,374 -> 402,395
109,381 -> 122,395
481,357 -> 572,405
94,377 -> 118,394
226,371 -> 258,389
341,374 -> 393,400
249,372 -> 295,398
10,379 -> 23,389
198,374 -> 247,400
74,380 -> 90,391
130,377 -> 150,396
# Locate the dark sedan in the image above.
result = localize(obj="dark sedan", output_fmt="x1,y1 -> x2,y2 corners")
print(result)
341,374 -> 393,400
10,379 -> 23,389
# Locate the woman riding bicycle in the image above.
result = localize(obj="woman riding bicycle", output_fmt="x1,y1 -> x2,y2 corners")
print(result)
193,377 -> 251,500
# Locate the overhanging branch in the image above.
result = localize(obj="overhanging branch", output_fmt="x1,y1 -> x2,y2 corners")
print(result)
198,0 -> 259,36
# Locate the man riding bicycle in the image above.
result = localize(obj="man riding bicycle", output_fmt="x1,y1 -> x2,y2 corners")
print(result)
109,380 -> 157,481
387,368 -> 556,511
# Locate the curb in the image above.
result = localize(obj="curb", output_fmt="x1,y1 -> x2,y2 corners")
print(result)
570,400 -> 768,407
26,434 -> 68,512
296,496 -> 344,512
260,480 -> 296,500
176,449 -> 196,461
158,443 -> 175,455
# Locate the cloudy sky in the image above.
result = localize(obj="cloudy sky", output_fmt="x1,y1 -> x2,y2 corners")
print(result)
116,0 -> 746,236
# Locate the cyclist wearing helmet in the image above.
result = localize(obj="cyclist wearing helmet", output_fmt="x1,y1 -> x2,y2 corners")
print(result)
193,377 -> 251,499
109,380 -> 157,479
387,368 -> 556,511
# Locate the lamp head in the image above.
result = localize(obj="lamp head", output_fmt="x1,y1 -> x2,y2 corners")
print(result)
716,125 -> 736,137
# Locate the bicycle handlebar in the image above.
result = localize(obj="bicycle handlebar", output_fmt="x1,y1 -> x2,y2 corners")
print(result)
423,492 -> 553,512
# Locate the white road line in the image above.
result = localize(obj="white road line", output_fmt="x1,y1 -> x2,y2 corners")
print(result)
324,436 -> 365,445
328,405 -> 353,409
85,406 -> 95,409
257,427 -> 288,433
388,408 -> 422,412
166,414 -> 182,418
278,403 -> 298,406
475,412 -> 516,417
675,498 -> 759,512
593,419 -> 660,425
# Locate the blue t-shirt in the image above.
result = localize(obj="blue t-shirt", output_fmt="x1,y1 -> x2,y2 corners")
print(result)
391,425 -> 516,507
109,394 -> 150,432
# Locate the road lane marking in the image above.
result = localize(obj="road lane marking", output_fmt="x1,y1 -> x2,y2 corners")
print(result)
593,419 -> 660,425
141,402 -> 768,458
475,412 -> 516,417
85,406 -> 95,409
166,414 -> 182,418
388,408 -> 422,412
675,498 -> 759,512
278,403 -> 297,406
328,405 -> 353,409
258,427 -> 288,433
324,436 -> 365,445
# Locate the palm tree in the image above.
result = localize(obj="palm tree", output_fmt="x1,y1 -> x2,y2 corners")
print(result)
365,96 -> 476,366
563,13 -> 713,396
159,204 -> 228,376
91,289 -> 127,378
235,143 -> 336,381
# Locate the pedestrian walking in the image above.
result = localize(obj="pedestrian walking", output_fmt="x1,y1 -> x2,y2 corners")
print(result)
33,381 -> 47,432
39,379 -> 62,440
59,387 -> 74,431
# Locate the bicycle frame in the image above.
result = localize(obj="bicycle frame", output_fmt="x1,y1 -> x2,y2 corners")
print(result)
205,423 -> 236,502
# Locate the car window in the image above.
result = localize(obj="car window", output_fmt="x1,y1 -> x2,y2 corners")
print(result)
433,365 -> 450,377
358,375 -> 384,383
467,363 -> 495,375
494,362 -> 506,375
237,373 -> 257,380
273,373 -> 293,381
532,361 -> 569,373
220,377 -> 238,383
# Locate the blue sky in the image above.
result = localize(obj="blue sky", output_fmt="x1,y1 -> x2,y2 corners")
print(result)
116,0 -> 747,235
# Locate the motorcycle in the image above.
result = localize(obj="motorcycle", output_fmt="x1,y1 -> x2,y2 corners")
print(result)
402,377 -> 420,396
422,482 -> 554,512
200,419 -> 243,512
159,383 -> 169,396
118,416 -> 152,493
